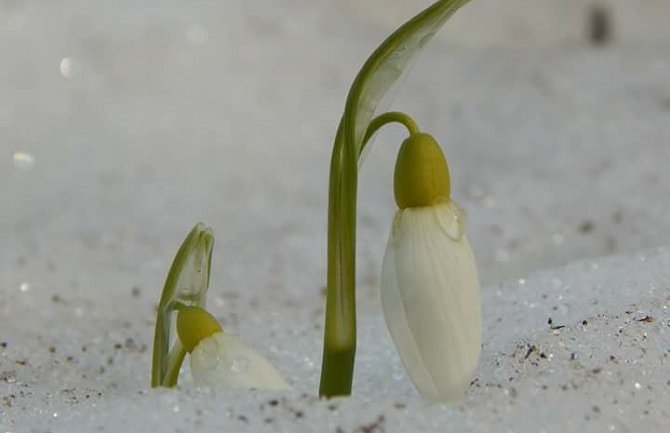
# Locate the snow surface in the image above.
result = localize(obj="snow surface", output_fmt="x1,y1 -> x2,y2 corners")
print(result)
1,1 -> 669,432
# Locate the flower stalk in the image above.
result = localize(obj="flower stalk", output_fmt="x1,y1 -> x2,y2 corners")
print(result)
319,0 -> 472,398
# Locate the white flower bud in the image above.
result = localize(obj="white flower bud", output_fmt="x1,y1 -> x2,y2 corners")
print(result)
177,306 -> 289,390
189,332 -> 289,390
380,200 -> 481,402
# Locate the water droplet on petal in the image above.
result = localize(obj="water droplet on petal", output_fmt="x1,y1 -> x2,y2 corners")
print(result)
196,337 -> 223,369
435,201 -> 466,240
230,356 -> 250,373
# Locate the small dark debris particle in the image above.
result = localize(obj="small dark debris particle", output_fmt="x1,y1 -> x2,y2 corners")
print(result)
328,403 -> 339,411
524,345 -> 537,359
393,402 -> 406,409
547,318 -> 553,325
357,415 -> 385,433
336,428 -> 345,433
592,367 -> 602,374
51,294 -> 62,303
550,324 -> 566,330
637,315 -> 654,323
264,417 -> 274,424
114,343 -> 122,350
609,355 -> 616,361
294,410 -> 304,419
16,360 -> 27,366
582,320 -> 588,326
592,405 -> 601,413
268,399 -> 279,407
81,345 -> 87,352
579,221 -> 595,234
125,338 -> 137,350
541,384 -> 548,390
237,415 -> 248,423
131,286 -> 141,297
66,356 -> 74,362
0,342 -> 7,348
539,352 -> 547,359
570,352 -> 577,360
48,346 -> 56,353
588,5 -> 612,45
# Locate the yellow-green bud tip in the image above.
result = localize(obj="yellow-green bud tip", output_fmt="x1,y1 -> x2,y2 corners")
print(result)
176,306 -> 222,352
393,133 -> 451,209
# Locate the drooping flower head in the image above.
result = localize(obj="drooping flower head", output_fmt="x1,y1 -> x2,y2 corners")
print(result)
177,306 -> 289,390
381,132 -> 481,402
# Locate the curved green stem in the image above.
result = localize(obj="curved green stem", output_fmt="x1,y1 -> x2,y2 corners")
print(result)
319,112 -> 419,398
319,123 -> 358,397
162,340 -> 187,387
361,112 -> 420,156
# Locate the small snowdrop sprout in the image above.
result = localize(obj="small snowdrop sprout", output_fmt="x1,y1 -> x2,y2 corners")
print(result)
151,224 -> 288,391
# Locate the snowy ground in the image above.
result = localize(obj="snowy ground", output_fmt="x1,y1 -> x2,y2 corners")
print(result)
1,1 -> 669,432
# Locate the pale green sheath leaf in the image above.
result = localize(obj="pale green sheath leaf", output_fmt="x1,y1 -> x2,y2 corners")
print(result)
151,223 -> 214,387
344,0 -> 471,155
320,0 -> 471,397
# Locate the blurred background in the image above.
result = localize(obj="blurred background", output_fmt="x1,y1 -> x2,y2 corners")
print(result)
2,3 -> 669,431
1,0 -> 669,309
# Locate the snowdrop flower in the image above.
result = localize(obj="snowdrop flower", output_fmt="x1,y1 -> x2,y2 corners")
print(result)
177,306 -> 289,390
381,132 -> 481,402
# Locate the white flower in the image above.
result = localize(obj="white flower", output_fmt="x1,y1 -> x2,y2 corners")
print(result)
190,332 -> 289,390
381,132 -> 481,402
177,306 -> 289,390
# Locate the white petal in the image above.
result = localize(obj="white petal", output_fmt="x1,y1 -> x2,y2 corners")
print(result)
189,332 -> 289,390
381,201 -> 481,402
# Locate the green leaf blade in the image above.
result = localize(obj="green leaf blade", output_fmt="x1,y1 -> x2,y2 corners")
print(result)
151,223 -> 215,387
344,0 -> 471,154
